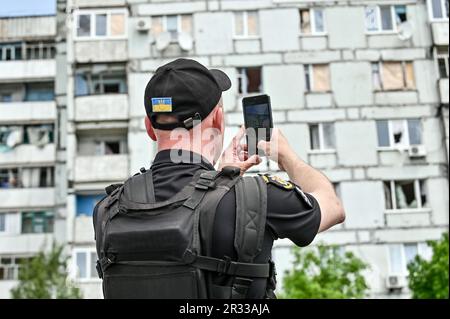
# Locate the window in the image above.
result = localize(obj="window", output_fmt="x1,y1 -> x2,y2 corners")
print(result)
237,67 -> 262,94
299,8 -> 326,35
376,119 -> 422,148
0,167 -> 54,189
73,249 -> 98,280
76,194 -> 105,216
0,125 -> 54,150
304,64 -> 331,92
0,169 -> 19,188
75,64 -> 127,96
435,46 -> 449,78
75,10 -> 126,39
384,180 -> 427,211
234,11 -> 259,37
428,0 -> 449,20
371,62 -> 415,91
151,15 -> 193,40
1,94 -> 12,102
21,212 -> 54,234
309,123 -> 336,151
77,133 -> 128,156
25,42 -> 56,60
0,256 -> 31,280
0,43 -> 22,61
24,82 -> 54,101
0,214 -> 5,232
365,5 -> 407,32
388,243 -> 432,275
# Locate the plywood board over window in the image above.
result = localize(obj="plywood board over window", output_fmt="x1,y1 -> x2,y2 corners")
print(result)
247,11 -> 259,36
404,62 -> 416,89
181,15 -> 192,34
382,62 -> 404,90
313,64 -> 330,92
111,13 -> 125,36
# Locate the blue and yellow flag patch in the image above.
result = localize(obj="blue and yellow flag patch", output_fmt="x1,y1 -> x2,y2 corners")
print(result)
151,97 -> 172,112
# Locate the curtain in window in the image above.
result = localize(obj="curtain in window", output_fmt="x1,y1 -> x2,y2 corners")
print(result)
111,13 -> 125,36
300,10 -> 311,34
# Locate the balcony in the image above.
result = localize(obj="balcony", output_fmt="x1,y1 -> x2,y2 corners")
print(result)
0,233 -> 53,255
74,94 -> 129,122
74,40 -> 127,63
74,216 -> 95,244
0,281 -> 17,299
0,188 -> 55,209
431,21 -> 449,46
74,154 -> 129,183
0,16 -> 55,40
0,144 -> 55,166
439,78 -> 449,104
0,101 -> 56,124
0,59 -> 56,81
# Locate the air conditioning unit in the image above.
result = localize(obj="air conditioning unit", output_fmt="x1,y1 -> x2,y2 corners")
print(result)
136,18 -> 151,32
386,275 -> 406,289
408,145 -> 426,158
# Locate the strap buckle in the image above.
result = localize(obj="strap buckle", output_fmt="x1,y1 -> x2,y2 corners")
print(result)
217,256 -> 232,275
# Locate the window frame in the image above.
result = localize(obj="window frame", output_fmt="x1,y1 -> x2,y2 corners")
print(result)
384,179 -> 429,213
387,242 -> 432,276
304,64 -> 331,93
434,46 -> 449,78
299,8 -> 327,36
236,67 -> 263,95
20,211 -> 54,234
376,119 -> 422,150
427,0 -> 449,21
372,61 -> 416,91
365,5 -> 405,34
308,123 -> 336,153
71,247 -> 100,282
74,9 -> 128,40
232,11 -> 260,39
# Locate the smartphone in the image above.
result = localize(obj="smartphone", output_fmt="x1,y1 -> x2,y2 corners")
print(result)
242,94 -> 273,156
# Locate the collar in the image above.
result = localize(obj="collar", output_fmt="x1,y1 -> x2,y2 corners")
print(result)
151,149 -> 215,171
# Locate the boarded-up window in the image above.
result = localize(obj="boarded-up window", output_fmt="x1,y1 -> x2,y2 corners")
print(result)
181,15 -> 192,34
234,11 -> 259,37
151,17 -> 164,37
313,64 -> 331,92
247,11 -> 259,36
110,13 -> 125,36
382,62 -> 403,90
404,62 -> 415,89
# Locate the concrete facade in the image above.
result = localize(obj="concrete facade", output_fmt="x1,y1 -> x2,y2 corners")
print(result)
0,0 -> 448,299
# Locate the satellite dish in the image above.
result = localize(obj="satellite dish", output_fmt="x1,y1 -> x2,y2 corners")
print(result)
397,22 -> 413,41
178,32 -> 193,51
156,31 -> 171,51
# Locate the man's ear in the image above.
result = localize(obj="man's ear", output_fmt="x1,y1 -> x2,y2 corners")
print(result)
145,116 -> 157,141
212,106 -> 224,134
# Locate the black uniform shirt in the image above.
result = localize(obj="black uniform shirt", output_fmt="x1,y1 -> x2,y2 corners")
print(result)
150,150 -> 321,298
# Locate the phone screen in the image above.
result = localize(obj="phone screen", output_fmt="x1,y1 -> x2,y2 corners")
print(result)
244,103 -> 272,131
243,95 -> 273,156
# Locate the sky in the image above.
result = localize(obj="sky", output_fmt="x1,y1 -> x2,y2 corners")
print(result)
0,0 -> 56,18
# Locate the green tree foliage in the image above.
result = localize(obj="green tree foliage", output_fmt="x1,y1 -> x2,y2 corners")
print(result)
281,244 -> 369,299
407,232 -> 449,299
11,243 -> 82,299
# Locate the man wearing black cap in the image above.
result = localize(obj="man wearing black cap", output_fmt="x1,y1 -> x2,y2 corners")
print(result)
95,58 -> 345,299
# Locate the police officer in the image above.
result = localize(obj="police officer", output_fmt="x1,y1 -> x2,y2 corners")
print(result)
137,58 -> 345,298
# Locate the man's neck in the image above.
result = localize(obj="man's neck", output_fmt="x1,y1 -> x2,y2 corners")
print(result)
157,144 -> 216,167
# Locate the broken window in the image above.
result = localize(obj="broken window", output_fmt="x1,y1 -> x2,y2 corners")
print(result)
0,43 -> 22,61
0,126 -> 23,150
234,11 -> 259,37
75,10 -> 126,39
24,125 -> 54,146
151,15 -> 193,39
372,61 -> 415,91
21,211 -> 54,234
384,180 -> 427,211
299,9 -> 326,35
0,169 -> 19,188
237,67 -> 262,94
24,82 -> 54,101
365,5 -> 407,32
75,64 -> 127,96
435,46 -> 449,78
429,0 -> 449,19
376,119 -> 422,148
77,14 -> 91,37
77,131 -> 127,156
304,64 -> 331,92
309,123 -> 335,151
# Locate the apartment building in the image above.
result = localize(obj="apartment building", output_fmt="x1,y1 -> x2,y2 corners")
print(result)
0,0 -> 448,299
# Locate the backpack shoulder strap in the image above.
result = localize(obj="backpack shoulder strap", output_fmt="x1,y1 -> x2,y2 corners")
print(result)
234,175 -> 267,263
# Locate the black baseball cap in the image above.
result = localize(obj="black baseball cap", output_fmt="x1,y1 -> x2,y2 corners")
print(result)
144,58 -> 231,130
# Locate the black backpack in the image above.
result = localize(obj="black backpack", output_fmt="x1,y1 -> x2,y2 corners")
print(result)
93,166 -> 277,299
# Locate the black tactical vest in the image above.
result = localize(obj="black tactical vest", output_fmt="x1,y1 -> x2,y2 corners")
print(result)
93,166 -> 277,299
